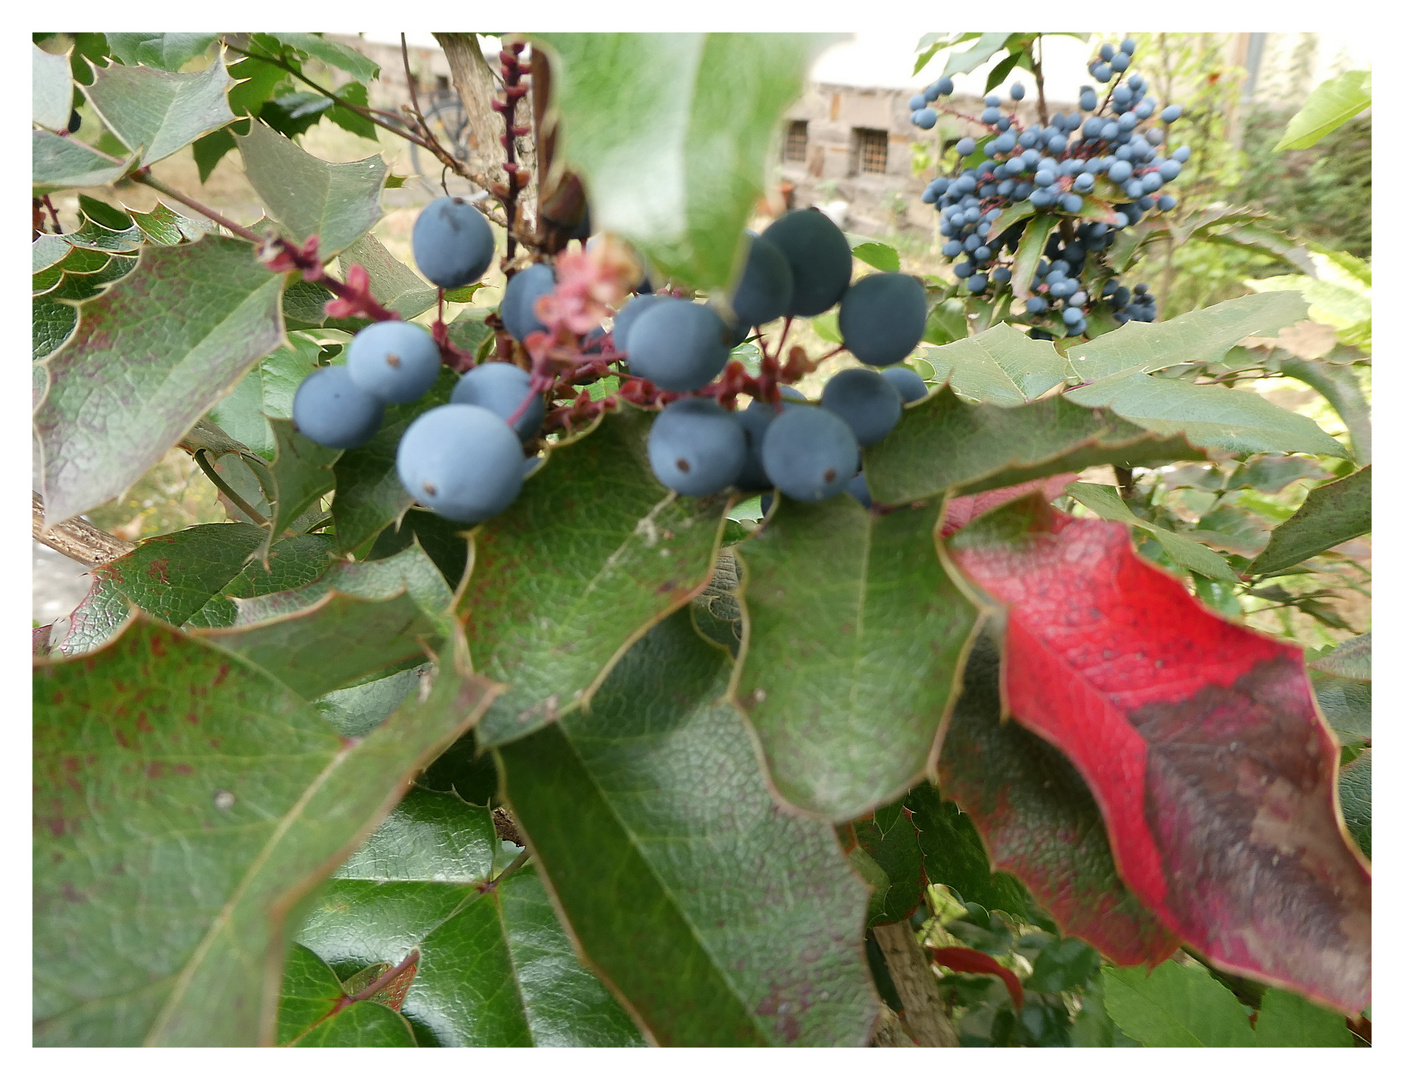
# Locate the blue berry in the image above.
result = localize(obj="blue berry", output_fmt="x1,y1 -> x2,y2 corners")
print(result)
626,299 -> 731,392
882,366 -> 928,403
729,231 -> 794,329
1161,104 -> 1183,123
1121,38 -> 1136,55
1080,89 -> 1098,111
396,403 -> 525,523
1110,51 -> 1130,73
820,367 -> 903,446
909,94 -> 928,111
761,208 -> 852,317
837,273 -> 927,368
501,262 -> 556,342
450,362 -> 544,442
1010,83 -> 1026,100
293,365 -> 384,449
611,293 -> 664,353
912,107 -> 938,130
1099,43 -> 1115,62
956,137 -> 976,156
1092,62 -> 1112,83
412,196 -> 495,290
761,406 -> 860,502
346,320 -> 441,404
647,398 -> 746,496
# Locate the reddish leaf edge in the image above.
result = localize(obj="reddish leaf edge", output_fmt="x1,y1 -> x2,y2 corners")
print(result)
942,493 -> 1371,1015
929,946 -> 1024,1010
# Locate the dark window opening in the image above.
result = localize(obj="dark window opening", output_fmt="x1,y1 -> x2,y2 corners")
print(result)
784,120 -> 809,163
853,127 -> 888,175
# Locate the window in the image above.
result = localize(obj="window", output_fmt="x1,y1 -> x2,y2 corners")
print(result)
784,120 -> 808,163
853,128 -> 889,175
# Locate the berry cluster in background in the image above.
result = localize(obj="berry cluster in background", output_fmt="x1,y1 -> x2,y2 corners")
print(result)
911,35 -> 1187,335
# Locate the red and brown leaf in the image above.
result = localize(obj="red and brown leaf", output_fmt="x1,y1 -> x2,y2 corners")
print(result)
945,495 -> 1370,1014
929,946 -> 1023,1010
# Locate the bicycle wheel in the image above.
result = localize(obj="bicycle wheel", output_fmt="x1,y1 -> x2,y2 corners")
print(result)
410,96 -> 487,199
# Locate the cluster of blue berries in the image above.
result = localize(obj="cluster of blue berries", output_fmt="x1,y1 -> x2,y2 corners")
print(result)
626,208 -> 930,507
910,36 -> 1188,334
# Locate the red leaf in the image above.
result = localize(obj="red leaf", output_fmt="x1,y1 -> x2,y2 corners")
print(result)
941,474 -> 1076,538
929,946 -> 1024,1010
946,496 -> 1370,1013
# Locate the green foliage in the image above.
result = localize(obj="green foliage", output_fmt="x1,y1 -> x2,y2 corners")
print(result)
31,29 -> 1369,1047
1274,70 -> 1371,151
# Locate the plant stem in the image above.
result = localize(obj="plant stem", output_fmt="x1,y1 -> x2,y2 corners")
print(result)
193,450 -> 269,526
871,922 -> 960,1047
130,172 -> 261,243
1033,35 -> 1049,126
32,493 -> 135,565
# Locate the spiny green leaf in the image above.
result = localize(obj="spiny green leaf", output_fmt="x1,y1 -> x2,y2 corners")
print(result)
32,129 -> 136,191
922,322 -> 1071,405
105,34 -> 218,71
462,407 -> 731,747
265,33 -> 380,82
33,43 -> 75,130
1102,962 -> 1255,1047
85,52 -> 236,164
1248,465 -> 1370,576
1064,370 -> 1348,459
207,333 -> 322,461
35,237 -> 286,524
497,612 -> 881,1046
732,496 -> 978,819
33,617 -> 500,1045
865,388 -> 1205,508
236,121 -> 387,258
293,789 -> 643,1046
1068,292 -> 1310,383
337,232 -> 439,318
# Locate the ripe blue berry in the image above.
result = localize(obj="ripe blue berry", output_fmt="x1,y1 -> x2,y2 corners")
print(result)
837,273 -> 927,367
396,403 -> 525,523
346,320 -> 442,404
450,362 -> 544,442
412,196 -> 495,289
611,293 -> 664,353
647,398 -> 747,497
728,231 -> 795,329
760,208 -> 853,317
820,367 -> 903,446
761,406 -> 860,502
293,365 -> 384,449
501,262 -> 556,342
626,299 -> 731,392
882,366 -> 928,403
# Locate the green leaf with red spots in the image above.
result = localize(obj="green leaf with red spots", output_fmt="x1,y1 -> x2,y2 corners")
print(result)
496,611 -> 881,1046
33,616 -> 501,1046
731,495 -> 978,820
929,636 -> 1178,965
462,407 -> 731,747
35,237 -> 287,524
945,496 -> 1371,1013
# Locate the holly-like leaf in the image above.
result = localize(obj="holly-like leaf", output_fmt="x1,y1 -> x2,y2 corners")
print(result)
853,803 -> 926,926
945,496 -> 1371,1013
904,783 -> 1033,922
32,129 -> 136,191
1068,292 -> 1310,383
496,612 -> 881,1046
337,232 -> 439,318
1311,673 -> 1370,747
195,547 -> 448,699
1248,466 -> 1370,576
276,944 -> 417,1046
922,322 -> 1071,405
105,33 -> 219,71
127,202 -> 216,246
33,43 -> 74,130
33,616 -> 500,1045
292,789 -> 643,1046
85,52 -> 236,165
940,32 -> 1014,77
530,33 -> 833,289
731,496 -> 978,820
1010,213 -> 1056,299
185,533 -> 338,629
1065,482 -> 1238,582
864,388 -> 1204,508
236,121 -> 387,258
929,636 -> 1180,965
1102,961 -> 1256,1047
1310,632 -> 1370,681
35,237 -> 286,525
851,241 -> 900,272
1274,70 -> 1371,151
1064,370 -> 1348,458
462,408 -> 731,747
53,522 -> 268,656
33,294 -> 78,361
